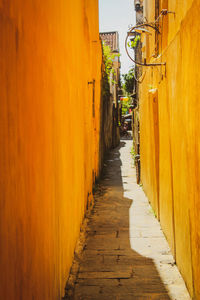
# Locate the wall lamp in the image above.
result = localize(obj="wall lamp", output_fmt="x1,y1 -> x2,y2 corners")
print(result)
125,23 -> 166,67
125,10 -> 175,67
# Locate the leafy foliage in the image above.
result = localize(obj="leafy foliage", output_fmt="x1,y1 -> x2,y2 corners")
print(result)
101,42 -> 121,100
121,97 -> 132,115
102,42 -> 120,80
101,43 -> 111,99
122,68 -> 135,95
127,35 -> 141,49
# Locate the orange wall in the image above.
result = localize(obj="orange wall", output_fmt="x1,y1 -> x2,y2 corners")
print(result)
140,0 -> 200,298
0,1 -> 102,299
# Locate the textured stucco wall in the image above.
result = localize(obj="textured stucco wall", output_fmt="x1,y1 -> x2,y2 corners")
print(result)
0,1 -> 102,299
140,0 -> 200,298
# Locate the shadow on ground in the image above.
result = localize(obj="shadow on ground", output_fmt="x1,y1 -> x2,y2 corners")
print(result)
120,131 -> 133,141
65,141 -> 171,299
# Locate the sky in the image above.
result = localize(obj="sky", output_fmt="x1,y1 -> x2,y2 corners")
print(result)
99,0 -> 136,75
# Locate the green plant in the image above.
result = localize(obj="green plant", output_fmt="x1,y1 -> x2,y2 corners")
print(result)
122,68 -> 135,95
101,43 -> 121,109
130,146 -> 137,166
127,35 -> 141,49
102,42 -> 120,80
149,206 -> 157,218
130,146 -> 136,159
148,84 -> 154,90
121,97 -> 132,115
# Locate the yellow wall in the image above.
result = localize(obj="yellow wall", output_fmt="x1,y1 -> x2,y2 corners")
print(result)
0,1 -> 102,299
140,0 -> 200,298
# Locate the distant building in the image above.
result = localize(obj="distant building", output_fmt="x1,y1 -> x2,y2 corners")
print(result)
99,31 -> 119,52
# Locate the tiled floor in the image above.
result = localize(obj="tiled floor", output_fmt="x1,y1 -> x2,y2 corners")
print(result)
65,139 -> 190,300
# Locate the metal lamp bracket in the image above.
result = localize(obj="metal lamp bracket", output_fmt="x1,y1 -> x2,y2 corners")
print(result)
125,10 -> 175,67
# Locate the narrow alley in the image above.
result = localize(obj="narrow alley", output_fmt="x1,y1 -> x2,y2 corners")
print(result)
65,138 -> 190,300
1,1 -> 200,299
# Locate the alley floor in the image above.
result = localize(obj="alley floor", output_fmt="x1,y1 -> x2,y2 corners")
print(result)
65,138 -> 191,300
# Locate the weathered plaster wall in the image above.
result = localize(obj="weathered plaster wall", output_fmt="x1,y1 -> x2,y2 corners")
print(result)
0,1 -> 102,299
140,0 -> 200,298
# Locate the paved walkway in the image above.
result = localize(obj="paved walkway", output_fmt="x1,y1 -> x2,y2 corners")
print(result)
65,139 -> 190,300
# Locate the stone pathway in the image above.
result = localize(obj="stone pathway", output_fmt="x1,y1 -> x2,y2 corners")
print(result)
65,139 -> 191,300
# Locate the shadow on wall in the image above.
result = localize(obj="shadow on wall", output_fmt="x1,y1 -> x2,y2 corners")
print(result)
66,141 -> 171,299
99,62 -> 120,173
